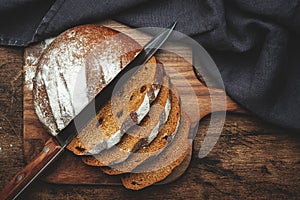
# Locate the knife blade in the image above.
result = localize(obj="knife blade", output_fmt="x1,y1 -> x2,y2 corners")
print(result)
0,22 -> 176,200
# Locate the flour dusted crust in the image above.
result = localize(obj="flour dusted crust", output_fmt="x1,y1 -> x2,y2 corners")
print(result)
33,25 -> 145,136
33,25 -> 163,155
82,76 -> 171,166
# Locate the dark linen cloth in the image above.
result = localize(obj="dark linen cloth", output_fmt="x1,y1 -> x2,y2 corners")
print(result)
1,0 -> 299,129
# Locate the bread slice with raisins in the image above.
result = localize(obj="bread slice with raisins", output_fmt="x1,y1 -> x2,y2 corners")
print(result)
82,76 -> 171,166
99,83 -> 181,175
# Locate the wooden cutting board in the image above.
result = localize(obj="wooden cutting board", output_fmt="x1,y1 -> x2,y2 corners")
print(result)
23,20 -> 245,185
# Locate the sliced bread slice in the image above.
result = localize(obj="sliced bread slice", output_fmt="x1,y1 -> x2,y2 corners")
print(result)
82,76 -> 171,166
120,114 -> 191,190
100,83 -> 181,175
67,62 -> 164,155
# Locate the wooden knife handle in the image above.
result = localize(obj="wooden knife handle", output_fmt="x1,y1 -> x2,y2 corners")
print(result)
0,137 -> 63,200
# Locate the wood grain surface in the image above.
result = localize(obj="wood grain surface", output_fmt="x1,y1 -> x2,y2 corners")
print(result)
1,25 -> 300,199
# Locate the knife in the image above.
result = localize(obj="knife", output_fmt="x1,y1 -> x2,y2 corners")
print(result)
0,22 -> 177,200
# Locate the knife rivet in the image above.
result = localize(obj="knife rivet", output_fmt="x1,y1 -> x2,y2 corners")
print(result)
17,174 -> 23,181
44,147 -> 50,153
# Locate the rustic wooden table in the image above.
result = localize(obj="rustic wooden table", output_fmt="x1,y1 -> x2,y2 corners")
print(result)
0,47 -> 300,199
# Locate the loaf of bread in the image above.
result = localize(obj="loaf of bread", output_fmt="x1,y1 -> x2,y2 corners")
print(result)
33,25 -> 145,136
33,24 -> 190,190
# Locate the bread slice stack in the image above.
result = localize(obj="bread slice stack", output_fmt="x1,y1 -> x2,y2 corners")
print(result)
33,24 -> 191,190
